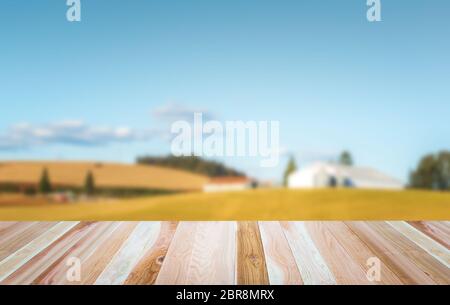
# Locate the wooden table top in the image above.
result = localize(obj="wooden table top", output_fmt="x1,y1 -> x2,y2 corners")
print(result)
0,221 -> 448,285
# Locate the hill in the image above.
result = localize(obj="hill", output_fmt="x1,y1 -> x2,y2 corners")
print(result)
0,189 -> 448,220
0,161 -> 208,192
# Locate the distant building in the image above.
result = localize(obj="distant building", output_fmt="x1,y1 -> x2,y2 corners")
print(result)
288,162 -> 403,190
203,177 -> 255,193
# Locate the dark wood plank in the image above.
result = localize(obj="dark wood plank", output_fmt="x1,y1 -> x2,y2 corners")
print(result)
236,221 -> 269,285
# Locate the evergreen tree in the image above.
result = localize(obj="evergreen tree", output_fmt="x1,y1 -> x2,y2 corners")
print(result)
283,156 -> 297,186
84,171 -> 95,195
339,151 -> 354,166
39,168 -> 52,194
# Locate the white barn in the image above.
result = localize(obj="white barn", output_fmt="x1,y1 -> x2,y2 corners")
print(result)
288,162 -> 403,190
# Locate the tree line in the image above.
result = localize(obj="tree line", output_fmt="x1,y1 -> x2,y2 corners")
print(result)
136,155 -> 245,177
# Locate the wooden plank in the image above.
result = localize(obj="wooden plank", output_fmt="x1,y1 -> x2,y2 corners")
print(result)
94,222 -> 161,285
186,222 -> 236,285
305,222 -> 375,284
0,222 -> 56,261
155,222 -> 198,284
0,222 -> 18,233
124,222 -> 178,284
388,221 -> 449,268
0,222 -> 78,282
408,221 -> 450,249
32,222 -> 119,284
280,222 -> 335,285
323,222 -> 402,284
236,221 -> 269,285
78,222 -> 138,284
0,222 -> 35,261
345,222 -> 439,284
258,221 -> 303,285
1,222 -> 97,284
367,222 -> 450,284
156,222 -> 236,285
0,222 -> 35,244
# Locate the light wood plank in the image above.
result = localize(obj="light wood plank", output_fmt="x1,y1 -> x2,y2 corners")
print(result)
324,222 -> 403,284
124,222 -> 178,284
32,222 -> 119,284
259,221 -> 303,285
367,222 -> 450,284
0,222 -> 78,282
305,222 -> 375,285
156,222 -> 236,285
1,222 -> 97,284
78,222 -> 138,284
0,222 -> 56,262
155,222 -> 198,284
0,222 -> 18,233
236,221 -> 269,285
95,222 -> 161,285
409,221 -> 450,249
388,221 -> 449,268
281,222 -> 335,285
186,222 -> 236,284
346,222 -> 438,284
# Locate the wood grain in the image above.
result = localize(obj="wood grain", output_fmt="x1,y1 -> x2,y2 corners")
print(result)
236,221 -> 269,285
258,221 -> 303,285
78,222 -> 138,284
408,221 -> 450,249
0,222 -> 55,261
32,222 -> 119,284
0,222 -> 78,282
95,222 -> 161,285
367,221 -> 450,284
324,222 -> 402,284
388,221 -> 449,267
281,222 -> 335,285
0,221 -> 448,285
155,222 -> 198,284
1,222 -> 96,284
345,221 -> 439,284
124,221 -> 178,284
156,222 -> 236,284
305,222 -> 374,284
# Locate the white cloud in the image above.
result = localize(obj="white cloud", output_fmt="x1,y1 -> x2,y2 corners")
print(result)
0,120 -> 158,150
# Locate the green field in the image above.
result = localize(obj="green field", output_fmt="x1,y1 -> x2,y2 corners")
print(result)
0,189 -> 449,220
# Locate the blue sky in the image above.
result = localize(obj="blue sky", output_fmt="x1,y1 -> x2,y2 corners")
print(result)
0,0 -> 449,182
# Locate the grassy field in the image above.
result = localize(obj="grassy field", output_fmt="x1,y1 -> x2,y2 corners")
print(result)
0,189 -> 448,220
0,194 -> 49,206
0,161 -> 208,191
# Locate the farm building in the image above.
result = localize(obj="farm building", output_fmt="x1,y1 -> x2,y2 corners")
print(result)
288,162 -> 404,190
203,176 -> 255,193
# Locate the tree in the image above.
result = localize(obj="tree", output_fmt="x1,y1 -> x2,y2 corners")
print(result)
409,151 -> 450,191
39,168 -> 52,194
84,171 -> 95,195
339,151 -> 353,166
283,156 -> 297,186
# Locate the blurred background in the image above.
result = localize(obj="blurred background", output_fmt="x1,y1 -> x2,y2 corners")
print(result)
0,1 -> 448,210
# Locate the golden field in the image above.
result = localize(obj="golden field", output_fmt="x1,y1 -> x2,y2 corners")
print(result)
0,189 -> 448,220
0,161 -> 208,191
